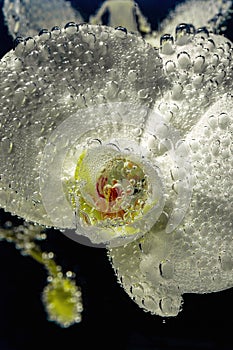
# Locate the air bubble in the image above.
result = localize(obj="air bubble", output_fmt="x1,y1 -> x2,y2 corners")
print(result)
211,53 -> 219,66
208,115 -> 218,129
189,139 -> 200,152
38,29 -> 51,41
215,70 -> 226,84
51,26 -> 61,36
138,89 -> 148,99
160,34 -> 174,55
0,138 -> 14,154
106,81 -> 119,99
115,26 -> 127,34
159,260 -> 174,279
177,51 -> 191,69
193,55 -> 205,73
115,26 -> 127,38
216,47 -> 225,58
206,38 -> 215,51
13,36 -> 25,56
25,37 -> 36,51
175,23 -> 195,45
64,22 -> 78,35
218,113 -> 229,129
211,139 -> 220,156
192,74 -> 204,87
220,254 -> 233,271
165,60 -> 176,74
128,70 -> 137,82
82,33 -> 96,48
171,83 -> 183,100
195,27 -> 209,38
13,36 -> 25,49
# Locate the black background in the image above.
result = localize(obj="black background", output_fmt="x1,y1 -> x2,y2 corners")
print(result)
0,1 -> 233,349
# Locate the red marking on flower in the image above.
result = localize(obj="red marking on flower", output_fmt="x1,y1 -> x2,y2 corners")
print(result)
96,175 -> 125,216
108,186 -> 120,203
96,176 -> 122,204
96,176 -> 108,198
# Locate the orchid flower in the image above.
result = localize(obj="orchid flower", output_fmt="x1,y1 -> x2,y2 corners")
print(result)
0,0 -> 232,327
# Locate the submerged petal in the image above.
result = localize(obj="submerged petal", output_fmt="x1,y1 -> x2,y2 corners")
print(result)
155,32 -> 233,134
109,94 -> 233,317
0,24 -> 168,242
146,0 -> 233,47
3,0 -> 83,38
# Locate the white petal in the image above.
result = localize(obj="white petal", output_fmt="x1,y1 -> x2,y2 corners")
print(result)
3,0 -> 83,38
109,94 -> 233,317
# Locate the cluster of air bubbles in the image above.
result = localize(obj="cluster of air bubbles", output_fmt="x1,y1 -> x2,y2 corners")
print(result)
159,23 -> 213,53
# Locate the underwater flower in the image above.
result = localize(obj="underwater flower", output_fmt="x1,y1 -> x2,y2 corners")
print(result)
153,0 -> 233,38
0,0 -> 232,320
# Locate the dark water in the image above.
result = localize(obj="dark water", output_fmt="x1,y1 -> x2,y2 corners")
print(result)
0,1 -> 233,349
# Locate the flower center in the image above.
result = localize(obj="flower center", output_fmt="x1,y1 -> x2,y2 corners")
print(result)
66,145 -> 164,247
82,156 -> 148,225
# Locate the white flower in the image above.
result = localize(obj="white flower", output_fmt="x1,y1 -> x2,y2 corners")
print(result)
0,0 -> 232,320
